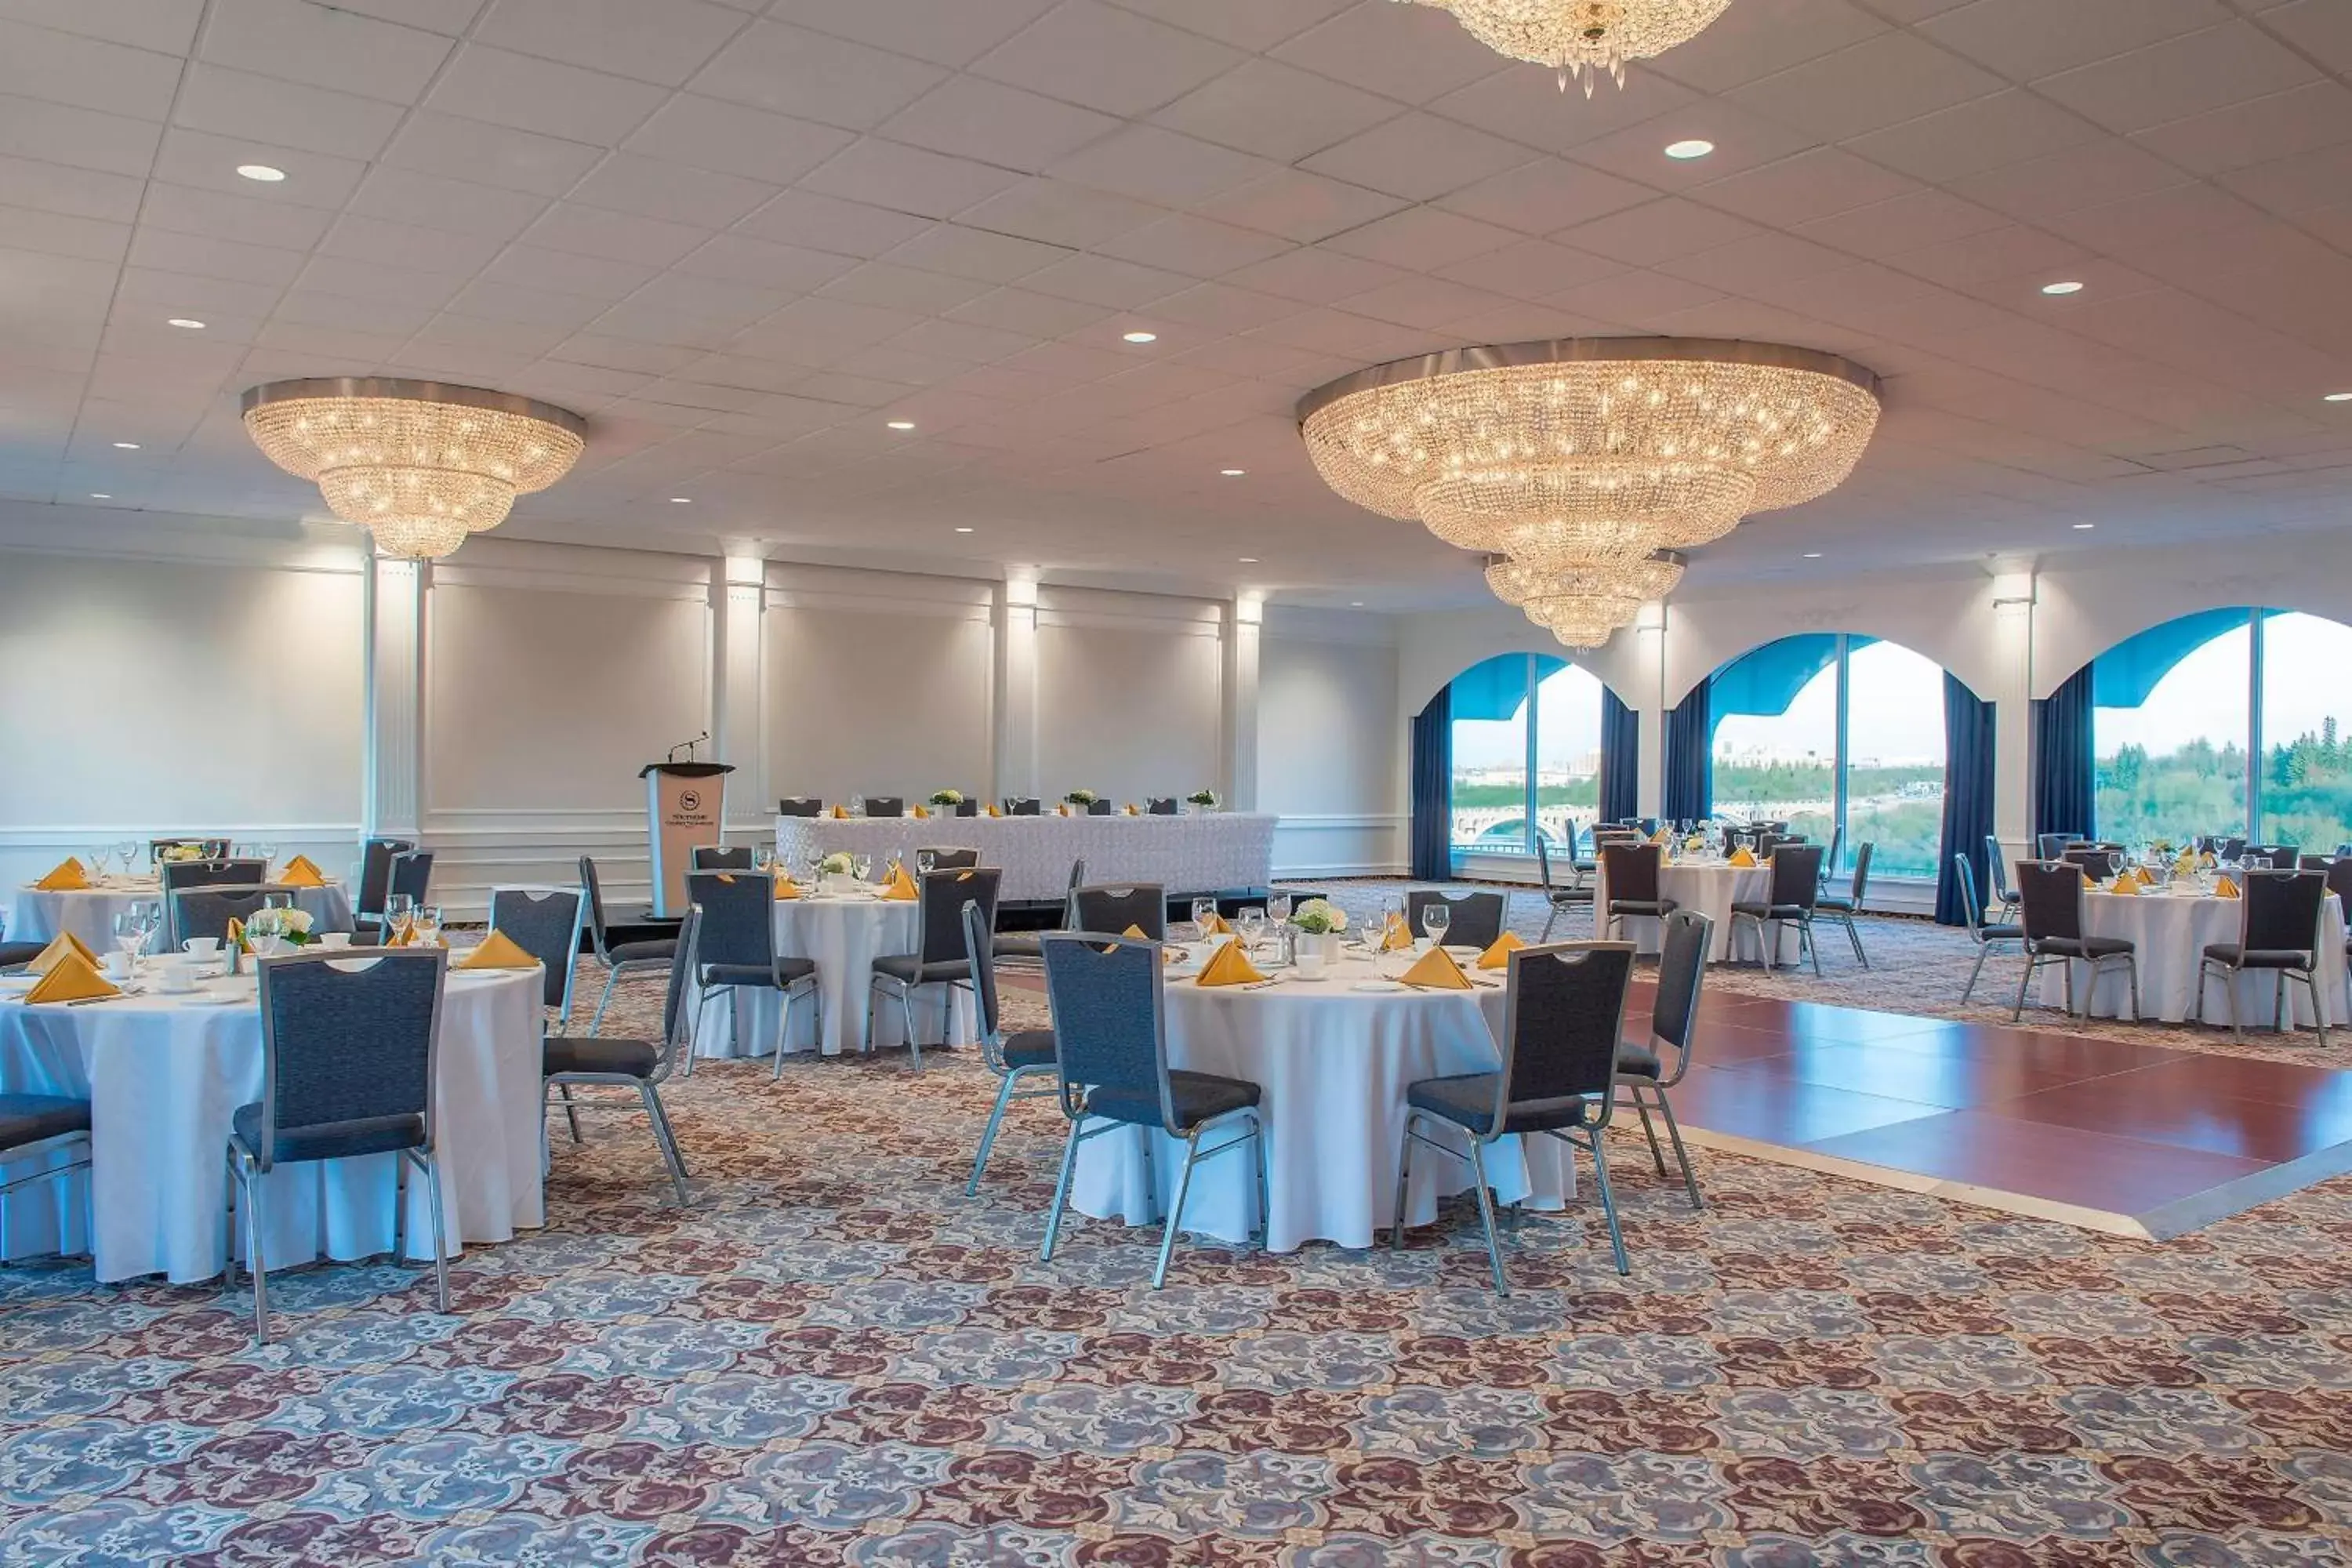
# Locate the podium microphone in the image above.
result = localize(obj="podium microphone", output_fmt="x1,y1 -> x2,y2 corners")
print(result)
667,731 -> 709,764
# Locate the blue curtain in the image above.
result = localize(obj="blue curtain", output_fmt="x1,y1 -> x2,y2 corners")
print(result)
1410,685 -> 1451,880
1664,682 -> 1712,824
1935,673 -> 1996,926
2034,661 -> 2096,844
1599,687 -> 1639,825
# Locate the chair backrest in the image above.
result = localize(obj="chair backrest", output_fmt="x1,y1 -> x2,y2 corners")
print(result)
1953,852 -> 1987,935
2035,833 -> 2074,859
389,850 -> 434,904
578,855 -> 616,960
1601,841 -> 1661,902
171,884 -> 296,947
962,898 -> 1003,1041
2059,846 -> 2121,880
1486,942 -> 1636,1138
652,906 -> 702,1079
1085,798 -> 1114,815
2015,861 -> 2086,943
162,858 -> 267,895
488,885 -> 583,1016
692,845 -> 753,870
1768,844 -> 1824,909
1145,797 -> 1179,815
1650,909 -> 1711,1063
356,837 -> 414,916
1982,834 -> 2014,902
1406,889 -> 1505,949
2246,843 -> 2300,870
1819,826 -> 1844,885
776,797 -> 823,816
1006,797 -> 1041,815
1071,884 -> 1166,939
2241,869 -> 2327,954
916,866 -> 1000,964
862,796 -> 904,818
1039,933 -> 1171,1130
1846,841 -> 1875,905
2220,836 -> 2249,861
254,948 -> 446,1169
685,869 -> 777,971
1534,831 -> 1559,893
916,847 -> 982,870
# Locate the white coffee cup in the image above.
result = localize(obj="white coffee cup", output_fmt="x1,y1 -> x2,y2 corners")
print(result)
103,951 -> 133,981
1296,948 -> 1328,978
154,963 -> 197,994
181,937 -> 220,957
318,931 -> 352,949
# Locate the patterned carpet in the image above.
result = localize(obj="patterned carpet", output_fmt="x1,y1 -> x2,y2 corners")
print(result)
4,916 -> 2352,1563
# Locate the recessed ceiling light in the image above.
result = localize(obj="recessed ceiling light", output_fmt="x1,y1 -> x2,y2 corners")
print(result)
89,493 -> 110,500
668,496 -> 691,503
1220,468 -> 1245,477
1122,330 -> 1157,343
1802,551 -> 1823,559
886,419 -> 916,430
1349,601 -> 1364,607
2073,522 -> 2096,530
2326,392 -> 2352,403
954,526 -> 975,533
1238,557 -> 1258,563
1664,139 -> 1715,160
2041,280 -> 2085,296
235,164 -> 286,183
165,318 -> 205,330
111,441 -> 140,449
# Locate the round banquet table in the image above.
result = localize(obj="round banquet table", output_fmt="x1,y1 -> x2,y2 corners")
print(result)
1067,949 -> 1580,1254
1592,858 -> 1802,966
9,877 -> 355,950
691,890 -> 971,1061
2034,885 -> 2348,1026
0,959 -> 546,1283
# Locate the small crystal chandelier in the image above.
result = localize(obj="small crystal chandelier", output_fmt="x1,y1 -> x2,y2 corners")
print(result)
243,378 -> 586,561
1488,553 -> 1683,650
1399,0 -> 1736,96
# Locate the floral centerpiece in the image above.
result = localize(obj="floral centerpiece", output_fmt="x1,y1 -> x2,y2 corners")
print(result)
1288,896 -> 1348,961
1187,789 -> 1218,811
161,844 -> 205,862
928,789 -> 964,806
245,906 -> 315,947
817,851 -> 859,895
1064,789 -> 1099,805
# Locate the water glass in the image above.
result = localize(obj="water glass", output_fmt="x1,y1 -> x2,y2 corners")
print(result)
1237,907 -> 1266,955
113,909 -> 147,968
916,848 -> 937,874
113,840 -> 139,877
754,846 -> 775,874
854,854 -> 873,883
1268,892 -> 1293,925
1423,903 -> 1450,950
412,906 -> 442,948
87,845 -> 109,880
1192,898 -> 1217,931
385,893 -> 416,946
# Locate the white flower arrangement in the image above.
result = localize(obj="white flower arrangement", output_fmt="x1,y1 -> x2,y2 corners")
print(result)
1064,789 -> 1100,805
245,906 -> 314,942
162,844 -> 205,862
1187,789 -> 1218,808
819,851 -> 857,877
1289,898 -> 1348,935
928,789 -> 964,806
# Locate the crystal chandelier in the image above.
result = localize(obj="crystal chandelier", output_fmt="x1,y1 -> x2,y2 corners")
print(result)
1299,338 -> 1879,649
242,378 -> 587,561
1399,0 -> 1736,96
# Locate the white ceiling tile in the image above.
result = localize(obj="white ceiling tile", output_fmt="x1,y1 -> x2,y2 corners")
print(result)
318,0 -> 484,33
2035,23 -> 2319,135
1545,268 -> 1729,326
884,317 -> 1039,363
2130,80 -> 2352,176
570,154 -> 780,229
1948,136 -> 2185,219
1338,274 -> 1515,329
0,151 -> 144,221
551,332 -> 705,374
0,17 -> 180,119
734,296 -> 925,361
347,165 -> 550,243
879,223 -> 1070,283
445,278 -> 612,329
1655,230 -> 1855,289
198,0 -> 453,103
590,300 -> 762,350
1224,245 -> 1412,303
172,64 -> 408,159
424,43 -> 668,144
1188,167 -> 1409,243
798,138 -> 1028,220
1323,206 -> 1519,270
944,286 -> 1112,336
1142,281 -> 1301,333
481,244 -> 661,300
1647,0 -> 1892,92
818,260 -> 996,313
1299,112 -> 1535,202
1017,252 -> 1192,308
1093,213 -> 1291,278
114,261 -> 281,314
137,180 -> 333,250
1051,125 -> 1275,209
1434,238 -> 1623,300
379,111 -> 605,197
768,0 -> 1057,67
688,21 -> 947,132
412,310 -> 572,358
292,255 -> 463,312
1918,0 -> 2232,80
472,0 -> 747,86
1270,1 -> 1510,106
735,190 -> 934,257
1106,0 -> 1356,52
1693,147 -> 1921,226
1421,62 -> 1699,158
1149,57 -> 1401,164
1842,90 -> 2106,183
974,1 -> 1243,117
1730,31 -> 2005,140
1435,158 -> 1656,236
2044,180 -> 2271,254
622,95 -> 855,185
2261,0 -> 2352,71
318,212 -> 506,277
0,0 -> 202,53
1563,103 -> 1817,190
674,232 -> 860,292
1880,223 -> 2093,285
1794,188 -> 2010,261
521,201 -> 711,267
879,76 -> 1120,173
2218,139 -> 2352,216
950,177 -> 1165,249
2,203 -> 129,263
252,319 -> 409,360
151,128 -> 367,207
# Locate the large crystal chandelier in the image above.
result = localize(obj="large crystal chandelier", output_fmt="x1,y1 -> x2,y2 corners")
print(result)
1299,338 -> 1879,649
1399,0 -> 1736,96
243,378 -> 586,561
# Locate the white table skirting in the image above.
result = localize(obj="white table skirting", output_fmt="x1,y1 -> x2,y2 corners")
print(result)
772,812 -> 1276,905
1593,860 -> 1802,966
2034,888 -> 2348,1026
1069,952 -> 1578,1254
0,964 -> 546,1283
690,894 -> 971,1060
9,879 -> 355,951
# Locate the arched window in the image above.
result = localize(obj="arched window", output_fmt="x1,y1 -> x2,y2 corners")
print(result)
1446,653 -> 1606,863
1708,633 -> 1950,879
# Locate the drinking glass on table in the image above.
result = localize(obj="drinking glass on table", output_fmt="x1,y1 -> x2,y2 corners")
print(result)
753,846 -> 775,874
113,909 -> 149,971
1192,898 -> 1218,934
384,893 -> 416,946
1422,902 -> 1450,951
1237,907 -> 1266,956
113,840 -> 139,877
252,842 -> 278,872
87,844 -> 110,880
412,906 -> 442,949
853,854 -> 873,884
916,848 -> 936,875
1267,892 -> 1293,926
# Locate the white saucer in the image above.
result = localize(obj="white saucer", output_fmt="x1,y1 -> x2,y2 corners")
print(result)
1287,969 -> 1330,982
179,991 -> 242,1007
1349,979 -> 1405,993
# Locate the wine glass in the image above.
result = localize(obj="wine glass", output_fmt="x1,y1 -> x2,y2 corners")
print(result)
412,905 -> 441,949
87,844 -> 110,881
1422,902 -> 1451,951
916,848 -> 937,874
1237,907 -> 1266,956
113,909 -> 147,974
385,892 -> 416,946
1267,892 -> 1293,926
753,845 -> 775,875
853,854 -> 873,884
113,840 -> 138,877
1192,898 -> 1218,933
252,841 -> 278,872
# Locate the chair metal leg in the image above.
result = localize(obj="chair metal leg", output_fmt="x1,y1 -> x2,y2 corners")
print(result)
1152,1130 -> 1203,1290
2223,963 -> 2241,1039
2275,970 -> 2288,1033
590,968 -> 621,1036
418,1152 -> 450,1312
557,1083 -> 583,1144
2063,957 -> 2078,1017
967,1073 -> 1020,1197
243,1163 -> 270,1341
1251,1112 -> 1271,1250
2011,950 -> 2037,1022
1390,1112 -> 1419,1250
2126,956 -> 2141,1023
639,1083 -> 691,1204
1040,1120 -> 1083,1262
771,986 -> 795,1080
1136,1127 -> 1160,1225
1587,1132 -> 1631,1277
1465,1138 -> 1509,1296
223,1153 -> 239,1291
1962,939 -> 1992,1004
1539,906 -> 1559,943
1844,913 -> 1868,969
1653,1088 -> 1702,1210
900,985 -> 922,1071
1805,917 -> 1821,978
1631,1087 -> 1667,1176
392,1150 -> 408,1261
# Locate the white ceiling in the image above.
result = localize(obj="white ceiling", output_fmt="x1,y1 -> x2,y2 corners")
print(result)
4,0 -> 2352,607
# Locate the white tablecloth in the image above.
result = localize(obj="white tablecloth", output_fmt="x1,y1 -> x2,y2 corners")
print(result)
2034,887 -> 2348,1026
0,963 -> 546,1283
1592,859 -> 1801,965
772,812 -> 1276,905
9,878 -> 355,950
691,892 -> 971,1060
1068,951 -> 1579,1253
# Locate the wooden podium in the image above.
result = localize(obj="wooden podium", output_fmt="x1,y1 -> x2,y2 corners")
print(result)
640,761 -> 734,919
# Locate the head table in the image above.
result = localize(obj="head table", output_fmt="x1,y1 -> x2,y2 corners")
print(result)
691,889 -> 972,1061
9,875 -> 355,951
0,955 -> 544,1284
2033,883 -> 2347,1026
772,811 -> 1276,906
1592,856 -> 1802,966
1067,946 -> 1587,1254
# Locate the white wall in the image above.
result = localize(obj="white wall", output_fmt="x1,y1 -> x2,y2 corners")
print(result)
1259,606 -> 1404,877
1035,586 -> 1225,808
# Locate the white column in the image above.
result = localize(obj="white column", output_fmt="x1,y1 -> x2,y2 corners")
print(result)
714,554 -> 766,832
1991,568 -> 2038,858
1224,592 -> 1263,810
1634,601 -> 1669,818
993,571 -> 1039,802
364,554 -> 425,840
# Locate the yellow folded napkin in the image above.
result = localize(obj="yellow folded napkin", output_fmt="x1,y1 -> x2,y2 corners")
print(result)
2109,875 -> 2140,896
912,803 -> 930,819
1125,804 -> 1140,815
1477,931 -> 1526,971
1121,924 -> 1149,938
25,932 -> 99,975
880,866 -> 919,901
456,929 -> 539,969
32,858 -> 89,891
985,804 -> 1002,818
1400,945 -> 1474,990
1375,912 -> 1412,953
1728,848 -> 1759,868
1057,804 -> 1073,817
1195,942 -> 1266,986
774,875 -> 802,901
25,953 -> 118,1004
832,805 -> 851,819
278,855 -> 326,887
2216,875 -> 2241,898
1199,911 -> 1232,935
2200,850 -> 2218,869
